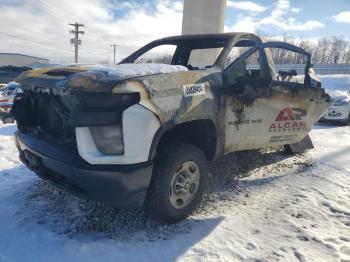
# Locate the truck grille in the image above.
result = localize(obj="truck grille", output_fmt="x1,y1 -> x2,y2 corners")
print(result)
13,92 -> 78,152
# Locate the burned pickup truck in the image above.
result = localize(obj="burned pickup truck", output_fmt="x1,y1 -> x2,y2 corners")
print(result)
12,33 -> 330,223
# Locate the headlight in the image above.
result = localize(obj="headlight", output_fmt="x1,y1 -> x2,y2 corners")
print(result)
333,99 -> 350,106
90,125 -> 124,155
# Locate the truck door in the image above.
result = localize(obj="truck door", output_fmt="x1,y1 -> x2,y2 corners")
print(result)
222,42 -> 330,154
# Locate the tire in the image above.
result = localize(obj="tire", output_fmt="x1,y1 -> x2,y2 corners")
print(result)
145,142 -> 208,224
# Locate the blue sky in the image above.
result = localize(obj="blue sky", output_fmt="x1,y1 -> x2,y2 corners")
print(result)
225,0 -> 350,38
0,0 -> 349,63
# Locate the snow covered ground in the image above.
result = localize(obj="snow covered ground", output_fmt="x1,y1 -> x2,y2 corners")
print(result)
0,122 -> 349,262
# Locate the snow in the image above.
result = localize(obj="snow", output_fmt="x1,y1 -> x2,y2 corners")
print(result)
0,122 -> 350,262
321,74 -> 350,92
321,74 -> 350,102
87,63 -> 188,78
327,90 -> 350,99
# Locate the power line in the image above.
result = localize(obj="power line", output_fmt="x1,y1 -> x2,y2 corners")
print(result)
0,30 -> 111,58
0,31 -> 74,53
31,0 -> 64,21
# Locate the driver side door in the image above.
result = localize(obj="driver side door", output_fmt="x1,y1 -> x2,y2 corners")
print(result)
223,43 -> 329,154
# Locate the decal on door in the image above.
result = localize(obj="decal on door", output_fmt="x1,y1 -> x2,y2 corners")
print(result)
275,107 -> 307,121
269,107 -> 307,133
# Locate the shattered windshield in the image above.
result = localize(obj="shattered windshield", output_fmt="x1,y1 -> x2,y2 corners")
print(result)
134,45 -> 177,64
121,35 -> 232,70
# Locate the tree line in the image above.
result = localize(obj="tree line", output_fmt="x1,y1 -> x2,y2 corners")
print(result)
266,35 -> 350,65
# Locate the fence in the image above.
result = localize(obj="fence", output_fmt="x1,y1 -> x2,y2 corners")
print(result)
274,64 -> 350,75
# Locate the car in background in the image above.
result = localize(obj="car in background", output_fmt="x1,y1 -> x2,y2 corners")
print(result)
0,81 -> 22,99
321,75 -> 350,125
0,81 -> 22,124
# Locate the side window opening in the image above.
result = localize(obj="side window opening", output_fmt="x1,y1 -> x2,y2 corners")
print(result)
225,47 -> 251,68
224,49 -> 263,91
245,50 -> 261,77
188,48 -> 223,69
134,45 -> 177,65
265,47 -> 308,83
224,40 -> 258,68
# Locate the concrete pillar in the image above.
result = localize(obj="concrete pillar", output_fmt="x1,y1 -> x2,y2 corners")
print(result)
182,0 -> 227,67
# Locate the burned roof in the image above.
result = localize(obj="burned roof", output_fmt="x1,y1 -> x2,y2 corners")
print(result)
121,32 -> 263,64
154,32 -> 261,41
144,32 -> 262,49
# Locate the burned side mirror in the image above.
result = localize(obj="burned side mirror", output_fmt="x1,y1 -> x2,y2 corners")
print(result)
223,60 -> 247,94
278,70 -> 297,78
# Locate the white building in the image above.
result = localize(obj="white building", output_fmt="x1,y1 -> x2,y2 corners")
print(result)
182,0 -> 227,67
0,53 -> 49,67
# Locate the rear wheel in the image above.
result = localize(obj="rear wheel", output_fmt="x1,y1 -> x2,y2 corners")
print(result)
145,142 -> 208,224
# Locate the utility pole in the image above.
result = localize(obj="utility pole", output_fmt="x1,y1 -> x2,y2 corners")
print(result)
69,22 -> 85,63
110,44 -> 119,64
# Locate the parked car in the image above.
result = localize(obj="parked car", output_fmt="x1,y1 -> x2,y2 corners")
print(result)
0,82 -> 22,123
12,33 -> 330,223
0,81 -> 22,100
320,75 -> 350,125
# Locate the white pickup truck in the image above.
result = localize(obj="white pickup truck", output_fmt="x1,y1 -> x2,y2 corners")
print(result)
12,33 -> 330,223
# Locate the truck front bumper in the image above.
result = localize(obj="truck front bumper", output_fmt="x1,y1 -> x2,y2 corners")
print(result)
15,132 -> 153,209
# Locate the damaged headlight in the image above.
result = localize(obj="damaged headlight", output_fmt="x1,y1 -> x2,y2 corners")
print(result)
90,125 -> 124,155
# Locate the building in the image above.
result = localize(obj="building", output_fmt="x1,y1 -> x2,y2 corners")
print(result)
0,53 -> 49,67
182,0 -> 227,67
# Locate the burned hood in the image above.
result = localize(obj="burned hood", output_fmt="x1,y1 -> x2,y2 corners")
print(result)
15,63 -> 188,95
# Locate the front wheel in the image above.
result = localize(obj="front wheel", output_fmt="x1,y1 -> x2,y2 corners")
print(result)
145,142 -> 208,224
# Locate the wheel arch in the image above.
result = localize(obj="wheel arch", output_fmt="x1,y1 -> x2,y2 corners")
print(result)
148,119 -> 218,161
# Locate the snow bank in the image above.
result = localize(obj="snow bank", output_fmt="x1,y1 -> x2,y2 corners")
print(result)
0,122 -> 350,261
88,63 -> 188,78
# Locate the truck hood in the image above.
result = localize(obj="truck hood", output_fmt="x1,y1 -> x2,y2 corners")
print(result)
16,63 -> 188,95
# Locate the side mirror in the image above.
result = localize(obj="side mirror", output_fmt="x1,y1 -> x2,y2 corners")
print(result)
278,70 -> 297,78
223,60 -> 247,94
223,77 -> 245,95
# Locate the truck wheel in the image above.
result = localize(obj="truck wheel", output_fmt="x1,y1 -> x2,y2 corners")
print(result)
145,142 -> 208,224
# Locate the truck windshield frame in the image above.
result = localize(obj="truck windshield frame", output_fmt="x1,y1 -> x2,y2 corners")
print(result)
119,33 -> 263,69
